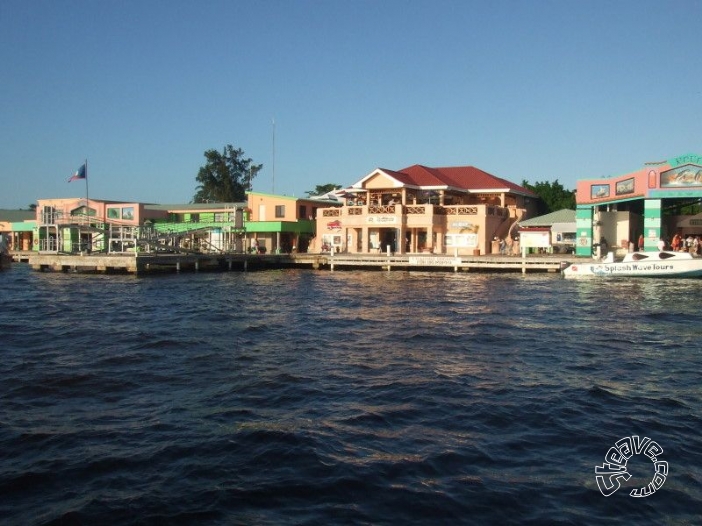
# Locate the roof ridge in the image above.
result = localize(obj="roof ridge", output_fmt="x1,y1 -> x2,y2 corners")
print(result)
363,164 -> 535,195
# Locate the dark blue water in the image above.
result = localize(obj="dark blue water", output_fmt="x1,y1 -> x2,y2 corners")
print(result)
1,264 -> 700,525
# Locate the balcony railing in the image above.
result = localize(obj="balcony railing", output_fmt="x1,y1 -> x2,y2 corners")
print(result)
319,203 -> 509,219
40,211 -> 108,228
444,206 -> 478,215
368,205 -> 396,214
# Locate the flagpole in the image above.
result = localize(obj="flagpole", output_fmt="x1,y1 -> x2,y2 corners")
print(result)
85,159 -> 89,225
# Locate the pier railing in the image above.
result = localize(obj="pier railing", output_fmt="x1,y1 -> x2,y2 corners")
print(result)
26,251 -> 577,275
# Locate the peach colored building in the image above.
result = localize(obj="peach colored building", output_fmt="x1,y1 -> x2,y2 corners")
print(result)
245,192 -> 340,253
313,164 -> 537,255
0,210 -> 35,251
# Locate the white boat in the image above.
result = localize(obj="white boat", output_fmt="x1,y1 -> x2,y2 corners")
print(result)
562,251 -> 702,279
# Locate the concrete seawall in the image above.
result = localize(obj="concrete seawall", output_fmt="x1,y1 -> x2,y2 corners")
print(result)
22,252 -> 579,275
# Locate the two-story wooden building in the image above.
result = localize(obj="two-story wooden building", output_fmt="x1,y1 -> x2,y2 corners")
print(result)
313,164 -> 537,255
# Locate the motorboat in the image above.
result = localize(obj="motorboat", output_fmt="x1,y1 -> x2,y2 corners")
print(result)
562,251 -> 702,279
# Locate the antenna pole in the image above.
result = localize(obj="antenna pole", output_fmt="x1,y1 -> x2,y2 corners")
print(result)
272,118 -> 276,194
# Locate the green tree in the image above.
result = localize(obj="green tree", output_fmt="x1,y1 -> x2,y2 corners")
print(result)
193,145 -> 262,203
521,179 -> 575,214
306,183 -> 342,197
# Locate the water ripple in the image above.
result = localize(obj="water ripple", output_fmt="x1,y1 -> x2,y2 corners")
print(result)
0,265 -> 700,524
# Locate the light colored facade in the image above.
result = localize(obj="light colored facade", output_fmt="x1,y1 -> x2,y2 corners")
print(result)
518,209 -> 576,254
146,202 -> 246,253
313,164 -> 537,255
34,198 -> 162,253
34,198 -> 247,253
0,210 -> 35,251
33,194 -> 336,255
245,192 -> 340,253
573,152 -> 702,256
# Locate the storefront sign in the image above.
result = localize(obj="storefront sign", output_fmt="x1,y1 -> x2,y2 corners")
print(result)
660,165 -> 702,187
445,233 -> 477,247
671,154 -> 702,167
367,216 -> 397,224
521,231 -> 550,248
409,257 -> 462,266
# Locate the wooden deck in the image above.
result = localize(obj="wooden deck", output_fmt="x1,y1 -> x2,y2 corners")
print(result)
315,253 -> 577,273
20,251 -> 579,275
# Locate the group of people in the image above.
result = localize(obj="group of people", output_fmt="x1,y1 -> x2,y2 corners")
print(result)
669,233 -> 702,254
651,233 -> 702,254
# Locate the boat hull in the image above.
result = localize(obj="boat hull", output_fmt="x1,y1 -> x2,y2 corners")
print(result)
562,251 -> 702,279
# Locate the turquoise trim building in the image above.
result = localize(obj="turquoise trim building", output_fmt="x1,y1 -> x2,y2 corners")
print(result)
574,153 -> 702,256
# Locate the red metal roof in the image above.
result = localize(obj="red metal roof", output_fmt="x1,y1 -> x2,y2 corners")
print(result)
377,164 -> 535,195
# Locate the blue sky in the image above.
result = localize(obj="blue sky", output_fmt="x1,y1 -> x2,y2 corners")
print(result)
1,0 -> 701,208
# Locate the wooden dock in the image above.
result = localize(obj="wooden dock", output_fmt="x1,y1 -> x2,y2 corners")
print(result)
21,251 -> 579,275
315,253 -> 580,273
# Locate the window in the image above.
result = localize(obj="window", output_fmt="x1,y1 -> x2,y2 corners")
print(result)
275,205 -> 285,218
299,205 -> 307,219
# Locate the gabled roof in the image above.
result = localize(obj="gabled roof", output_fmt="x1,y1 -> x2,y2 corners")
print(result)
353,164 -> 535,196
352,168 -> 409,188
519,208 -> 575,227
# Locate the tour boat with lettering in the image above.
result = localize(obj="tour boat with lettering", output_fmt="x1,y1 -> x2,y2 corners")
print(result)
562,251 -> 702,278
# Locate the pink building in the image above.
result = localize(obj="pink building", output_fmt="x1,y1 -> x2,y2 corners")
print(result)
35,198 -> 167,252
573,152 -> 702,256
313,164 -> 537,255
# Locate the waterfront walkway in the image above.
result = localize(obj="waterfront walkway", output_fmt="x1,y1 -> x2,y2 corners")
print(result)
17,251 -> 579,275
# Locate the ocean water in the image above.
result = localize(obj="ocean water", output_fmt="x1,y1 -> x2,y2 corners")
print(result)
0,264 -> 700,525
